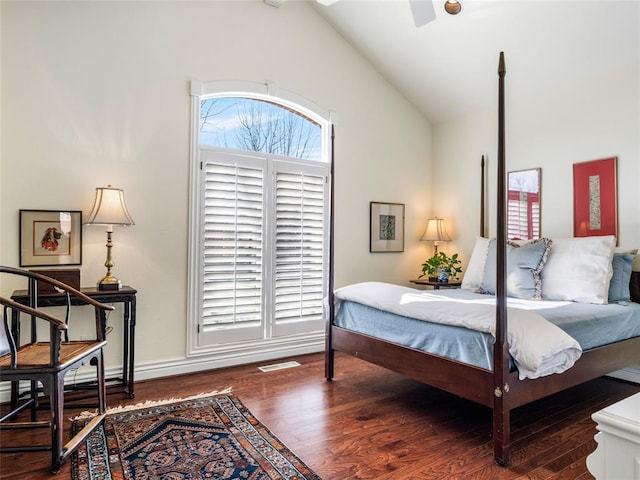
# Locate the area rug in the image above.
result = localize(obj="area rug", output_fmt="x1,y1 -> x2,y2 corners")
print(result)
71,391 -> 321,480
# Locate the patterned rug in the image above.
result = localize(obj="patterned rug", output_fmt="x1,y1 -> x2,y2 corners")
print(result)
71,392 -> 321,480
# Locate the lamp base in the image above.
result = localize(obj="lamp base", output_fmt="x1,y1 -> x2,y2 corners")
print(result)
97,275 -> 122,291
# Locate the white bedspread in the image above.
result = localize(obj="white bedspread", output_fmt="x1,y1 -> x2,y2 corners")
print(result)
334,282 -> 582,380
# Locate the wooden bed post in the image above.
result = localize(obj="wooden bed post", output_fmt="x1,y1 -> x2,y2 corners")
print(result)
480,155 -> 485,238
325,124 -> 336,381
493,51 -> 511,466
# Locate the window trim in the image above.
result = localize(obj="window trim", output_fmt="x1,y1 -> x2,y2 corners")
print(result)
187,80 -> 333,358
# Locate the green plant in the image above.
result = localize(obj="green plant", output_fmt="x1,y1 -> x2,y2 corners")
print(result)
419,251 -> 462,281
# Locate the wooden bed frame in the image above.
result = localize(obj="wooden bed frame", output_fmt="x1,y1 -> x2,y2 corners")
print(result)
324,52 -> 640,466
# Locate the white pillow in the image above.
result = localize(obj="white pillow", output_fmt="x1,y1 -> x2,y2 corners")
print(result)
541,235 -> 616,304
461,236 -> 490,290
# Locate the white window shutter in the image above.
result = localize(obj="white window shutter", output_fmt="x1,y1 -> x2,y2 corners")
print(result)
508,191 -> 540,240
202,161 -> 265,326
507,196 -> 527,239
273,170 -> 325,326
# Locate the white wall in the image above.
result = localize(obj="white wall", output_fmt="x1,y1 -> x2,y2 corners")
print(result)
0,1 -> 432,376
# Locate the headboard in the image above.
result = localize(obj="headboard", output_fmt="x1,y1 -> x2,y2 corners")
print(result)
631,271 -> 640,303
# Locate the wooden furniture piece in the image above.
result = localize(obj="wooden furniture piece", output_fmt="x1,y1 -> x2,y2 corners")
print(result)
325,52 -> 640,466
0,266 -> 114,473
10,285 -> 138,399
587,392 -> 640,479
410,279 -> 461,289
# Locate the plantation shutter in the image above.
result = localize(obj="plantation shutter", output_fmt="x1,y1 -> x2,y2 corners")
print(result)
507,191 -> 527,239
507,190 -> 540,240
273,166 -> 326,330
202,160 -> 265,327
531,201 -> 540,238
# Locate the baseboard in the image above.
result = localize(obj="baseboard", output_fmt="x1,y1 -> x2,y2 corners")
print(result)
133,341 -> 325,384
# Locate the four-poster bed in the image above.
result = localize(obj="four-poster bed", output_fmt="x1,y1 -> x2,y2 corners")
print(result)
325,52 -> 640,465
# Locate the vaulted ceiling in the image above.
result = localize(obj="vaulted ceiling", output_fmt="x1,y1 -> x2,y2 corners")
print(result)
311,0 -> 639,124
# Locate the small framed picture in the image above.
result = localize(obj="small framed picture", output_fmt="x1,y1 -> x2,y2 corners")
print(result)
370,202 -> 405,253
19,210 -> 82,267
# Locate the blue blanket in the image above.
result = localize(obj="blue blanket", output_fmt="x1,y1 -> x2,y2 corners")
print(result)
334,288 -> 640,372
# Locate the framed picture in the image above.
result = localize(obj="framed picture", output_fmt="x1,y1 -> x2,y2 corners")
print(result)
573,157 -> 617,239
19,210 -> 82,267
370,202 -> 404,252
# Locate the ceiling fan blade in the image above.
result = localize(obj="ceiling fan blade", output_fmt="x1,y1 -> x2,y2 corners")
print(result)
409,0 -> 436,27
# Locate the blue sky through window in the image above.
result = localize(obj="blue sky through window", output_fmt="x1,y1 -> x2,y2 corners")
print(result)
200,97 -> 322,161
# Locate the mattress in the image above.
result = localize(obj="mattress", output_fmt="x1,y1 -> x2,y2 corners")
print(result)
333,288 -> 640,371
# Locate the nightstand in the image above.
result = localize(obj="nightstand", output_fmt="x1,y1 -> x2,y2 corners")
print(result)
586,392 -> 640,479
410,279 -> 462,290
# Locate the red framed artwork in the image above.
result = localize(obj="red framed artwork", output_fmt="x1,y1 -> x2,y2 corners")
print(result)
573,157 -> 617,239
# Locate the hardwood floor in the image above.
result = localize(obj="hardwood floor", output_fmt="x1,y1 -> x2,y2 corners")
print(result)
1,352 -> 639,479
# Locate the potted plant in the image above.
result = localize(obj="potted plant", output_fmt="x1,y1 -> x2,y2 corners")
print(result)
419,251 -> 462,283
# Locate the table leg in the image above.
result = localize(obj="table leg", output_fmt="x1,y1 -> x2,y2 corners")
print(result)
120,298 -> 136,398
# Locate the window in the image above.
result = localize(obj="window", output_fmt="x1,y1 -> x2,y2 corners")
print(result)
200,97 -> 322,161
188,82 -> 332,359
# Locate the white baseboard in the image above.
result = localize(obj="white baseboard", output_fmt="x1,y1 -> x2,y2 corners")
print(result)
134,341 -> 325,384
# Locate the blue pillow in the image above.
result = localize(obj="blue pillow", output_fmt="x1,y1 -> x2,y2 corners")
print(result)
479,238 -> 552,300
608,253 -> 634,304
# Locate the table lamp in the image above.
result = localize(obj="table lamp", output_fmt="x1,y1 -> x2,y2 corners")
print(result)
420,217 -> 451,255
84,185 -> 135,290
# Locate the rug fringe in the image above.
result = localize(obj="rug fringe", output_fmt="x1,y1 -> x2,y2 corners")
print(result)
71,387 -> 233,421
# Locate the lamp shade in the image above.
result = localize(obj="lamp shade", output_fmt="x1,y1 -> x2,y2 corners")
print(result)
85,186 -> 135,226
420,218 -> 451,242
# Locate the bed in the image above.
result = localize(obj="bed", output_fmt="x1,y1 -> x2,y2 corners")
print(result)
324,52 -> 640,465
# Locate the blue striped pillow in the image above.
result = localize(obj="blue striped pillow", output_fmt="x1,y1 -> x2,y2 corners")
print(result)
608,253 -> 634,304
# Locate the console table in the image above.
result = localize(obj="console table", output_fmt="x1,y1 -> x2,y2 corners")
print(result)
586,392 -> 640,479
10,285 -> 137,399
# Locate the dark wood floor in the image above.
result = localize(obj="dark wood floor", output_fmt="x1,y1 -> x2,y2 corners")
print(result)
2,352 -> 639,479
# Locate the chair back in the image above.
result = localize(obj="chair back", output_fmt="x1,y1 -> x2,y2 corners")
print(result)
0,266 -> 114,473
0,266 -> 114,367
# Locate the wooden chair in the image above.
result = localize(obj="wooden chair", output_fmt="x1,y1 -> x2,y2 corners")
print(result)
0,266 -> 114,473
